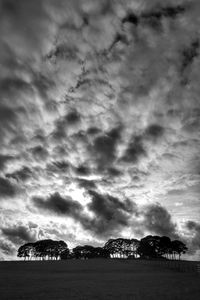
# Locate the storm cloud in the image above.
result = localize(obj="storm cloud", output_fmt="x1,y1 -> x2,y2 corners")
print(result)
0,177 -> 17,198
143,203 -> 178,238
186,221 -> 200,250
6,166 -> 32,182
1,225 -> 36,245
32,192 -> 82,217
83,190 -> 137,236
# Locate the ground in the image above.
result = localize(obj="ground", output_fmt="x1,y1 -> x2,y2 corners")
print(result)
0,259 -> 199,300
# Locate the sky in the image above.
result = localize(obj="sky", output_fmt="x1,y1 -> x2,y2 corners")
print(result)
0,0 -> 200,261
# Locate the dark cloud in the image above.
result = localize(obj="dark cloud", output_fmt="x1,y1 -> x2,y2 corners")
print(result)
52,119 -> 67,141
181,39 -> 199,74
122,136 -> 146,163
52,110 -> 81,141
143,203 -> 177,238
122,13 -> 139,26
121,124 -> 163,164
77,179 -> 96,190
92,126 -> 121,168
106,167 -> 122,177
0,239 -> 16,256
33,73 -> 55,103
53,161 -> 69,171
31,145 -> 48,161
46,43 -> 78,62
123,4 -> 187,30
87,127 -> 101,135
0,104 -> 18,142
0,177 -> 17,198
141,4 -> 186,22
28,221 -> 38,229
75,165 -> 91,176
144,124 -> 164,141
65,110 -> 81,125
6,166 -> 32,182
48,161 -> 69,174
186,221 -> 200,250
1,225 -> 36,245
32,192 -> 82,216
84,190 -> 136,236
0,77 -> 32,97
32,131 -> 46,144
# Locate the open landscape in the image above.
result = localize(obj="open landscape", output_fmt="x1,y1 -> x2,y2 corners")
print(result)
0,259 -> 199,300
1,1 -> 200,300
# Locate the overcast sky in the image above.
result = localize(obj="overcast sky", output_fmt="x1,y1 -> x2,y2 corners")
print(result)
0,0 -> 200,260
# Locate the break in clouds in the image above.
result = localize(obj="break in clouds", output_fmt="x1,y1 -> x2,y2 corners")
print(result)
0,0 -> 200,260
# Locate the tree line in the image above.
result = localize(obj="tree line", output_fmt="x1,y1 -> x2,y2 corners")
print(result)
17,235 -> 188,261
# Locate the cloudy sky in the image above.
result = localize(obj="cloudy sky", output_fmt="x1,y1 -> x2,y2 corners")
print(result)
0,0 -> 200,260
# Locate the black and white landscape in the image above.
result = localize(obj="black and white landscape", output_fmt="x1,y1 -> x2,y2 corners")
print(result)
0,0 -> 200,298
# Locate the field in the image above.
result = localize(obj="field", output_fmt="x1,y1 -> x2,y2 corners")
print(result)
0,259 -> 199,300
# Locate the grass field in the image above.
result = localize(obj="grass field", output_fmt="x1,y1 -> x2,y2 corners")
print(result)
0,259 -> 199,300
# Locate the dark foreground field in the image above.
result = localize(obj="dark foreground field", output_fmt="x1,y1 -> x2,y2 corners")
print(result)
0,259 -> 199,300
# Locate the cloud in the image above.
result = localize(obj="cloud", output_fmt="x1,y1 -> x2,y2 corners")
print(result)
0,154 -> 14,171
0,103 -> 18,144
65,110 -> 81,125
106,167 -> 122,177
75,164 -> 91,176
1,225 -> 36,245
77,179 -> 96,190
31,146 -> 49,161
84,190 -> 137,236
32,192 -> 82,216
47,160 -> 69,174
121,136 -> 146,163
122,3 -> 187,30
0,239 -> 16,256
87,127 -> 101,135
186,221 -> 200,250
6,167 -> 32,182
0,177 -> 17,198
143,203 -> 177,238
92,126 -> 122,169
181,39 -> 199,81
144,124 -> 164,141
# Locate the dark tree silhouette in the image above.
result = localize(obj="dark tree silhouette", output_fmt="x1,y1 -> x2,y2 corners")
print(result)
138,235 -> 169,259
171,240 -> 188,260
17,235 -> 188,261
71,245 -> 109,259
17,243 -> 35,260
60,248 -> 70,260
103,238 -> 140,258
17,239 -> 69,260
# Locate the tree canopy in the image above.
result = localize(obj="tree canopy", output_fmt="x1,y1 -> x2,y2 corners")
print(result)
17,235 -> 188,261
17,239 -> 68,260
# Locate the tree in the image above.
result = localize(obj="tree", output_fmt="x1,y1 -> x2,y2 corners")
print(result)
103,238 -> 138,258
60,248 -> 70,260
159,236 -> 172,259
17,239 -> 69,260
171,240 -> 188,260
71,245 -> 110,259
137,235 -> 163,259
129,239 -> 140,258
17,243 -> 35,260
